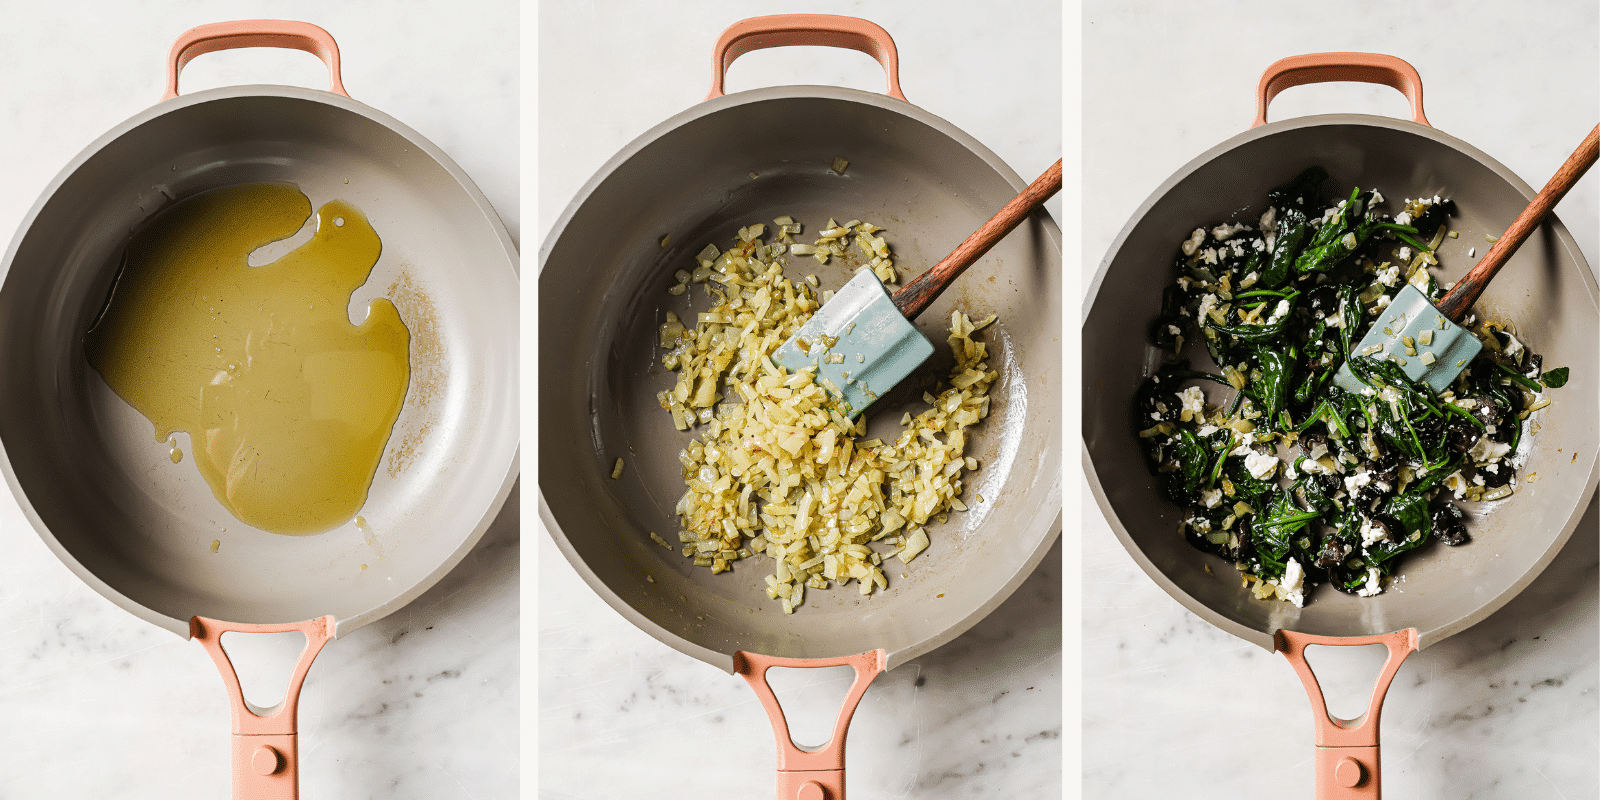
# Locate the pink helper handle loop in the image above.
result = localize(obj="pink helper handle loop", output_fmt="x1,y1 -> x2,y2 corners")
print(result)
164,20 -> 349,101
734,649 -> 887,800
191,616 -> 335,800
1275,628 -> 1419,799
1252,52 -> 1429,129
706,14 -> 906,102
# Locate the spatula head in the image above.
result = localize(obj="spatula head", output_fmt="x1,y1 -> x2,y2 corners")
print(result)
771,268 -> 935,418
1332,283 -> 1483,395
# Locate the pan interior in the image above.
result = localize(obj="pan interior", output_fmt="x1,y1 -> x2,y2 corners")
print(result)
1085,119 -> 1597,649
0,91 -> 518,634
541,91 -> 1060,668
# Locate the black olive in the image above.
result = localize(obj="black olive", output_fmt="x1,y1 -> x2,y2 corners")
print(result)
1151,318 -> 1183,350
1469,395 -> 1506,429
1443,417 -> 1481,455
1314,537 -> 1351,570
1432,503 -> 1469,546
1369,451 -> 1402,482
1299,429 -> 1327,455
1477,463 -> 1514,488
1311,471 -> 1341,498
1369,514 -> 1402,544
1227,518 -> 1253,561
1354,480 -> 1390,511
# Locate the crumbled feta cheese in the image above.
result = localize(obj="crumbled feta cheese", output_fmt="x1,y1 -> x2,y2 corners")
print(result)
1179,386 -> 1206,419
1398,246 -> 1412,260
1356,567 -> 1382,597
1265,299 -> 1290,326
1188,515 -> 1212,533
1201,488 -> 1223,509
1278,558 -> 1306,607
1374,294 -> 1392,311
1502,332 -> 1524,358
1197,424 -> 1219,436
1360,514 -> 1388,547
1181,228 -> 1206,256
1376,265 -> 1400,287
1444,470 -> 1468,499
1198,293 -> 1219,322
1245,450 -> 1278,480
1370,189 -> 1384,205
1469,437 -> 1511,464
1259,206 -> 1276,232
1201,247 -> 1219,265
1394,211 -> 1412,226
1343,471 -> 1372,494
1229,432 -> 1257,457
1467,246 -> 1476,258
1299,457 -> 1334,475
1167,324 -> 1181,336
1212,222 -> 1249,240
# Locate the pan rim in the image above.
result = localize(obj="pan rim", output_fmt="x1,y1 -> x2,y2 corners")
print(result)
0,83 -> 521,639
538,83 -> 1061,672
1082,112 -> 1599,650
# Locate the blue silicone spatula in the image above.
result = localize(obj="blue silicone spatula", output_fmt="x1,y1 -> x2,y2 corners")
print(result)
773,159 -> 1062,416
1333,124 -> 1597,394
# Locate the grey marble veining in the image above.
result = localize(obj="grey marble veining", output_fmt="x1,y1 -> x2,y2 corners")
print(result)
1083,2 -> 1597,797
537,3 -> 1061,797
0,2 -> 518,798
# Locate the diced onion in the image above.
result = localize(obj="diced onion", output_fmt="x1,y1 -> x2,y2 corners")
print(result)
655,217 -> 996,611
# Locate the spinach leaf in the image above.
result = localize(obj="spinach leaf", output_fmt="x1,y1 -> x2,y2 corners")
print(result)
1249,345 -> 1296,426
1259,208 -> 1308,289
1367,492 -> 1432,571
1541,366 -> 1570,388
1409,454 -> 1461,495
1169,428 -> 1208,503
1496,362 -> 1543,393
1214,302 -> 1295,343
1225,454 -> 1276,503
1250,492 -> 1322,579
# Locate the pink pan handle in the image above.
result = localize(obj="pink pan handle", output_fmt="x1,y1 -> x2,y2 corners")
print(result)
164,20 -> 348,101
1252,53 -> 1429,128
1275,628 -> 1419,800
734,649 -> 887,800
706,14 -> 906,102
191,616 -> 335,800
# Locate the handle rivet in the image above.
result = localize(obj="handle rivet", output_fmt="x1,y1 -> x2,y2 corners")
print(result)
252,745 -> 284,775
1335,756 -> 1365,787
796,781 -> 827,800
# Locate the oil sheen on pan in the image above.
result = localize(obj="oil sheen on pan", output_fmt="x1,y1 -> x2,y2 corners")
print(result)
84,182 -> 410,535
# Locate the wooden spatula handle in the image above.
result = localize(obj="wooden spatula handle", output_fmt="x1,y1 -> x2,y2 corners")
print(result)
1434,123 -> 1598,322
892,159 -> 1062,321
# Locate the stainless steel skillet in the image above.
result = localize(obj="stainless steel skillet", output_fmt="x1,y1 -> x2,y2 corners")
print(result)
1084,53 -> 1596,798
0,21 -> 518,798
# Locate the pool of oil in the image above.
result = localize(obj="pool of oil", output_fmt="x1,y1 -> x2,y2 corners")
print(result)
85,183 -> 410,535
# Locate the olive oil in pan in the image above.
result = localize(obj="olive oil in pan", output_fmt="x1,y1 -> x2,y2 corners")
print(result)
85,183 -> 410,535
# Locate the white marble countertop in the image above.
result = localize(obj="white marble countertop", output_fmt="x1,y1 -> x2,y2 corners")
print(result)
537,1 -> 1061,798
0,2 -> 518,797
1083,2 -> 1597,797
